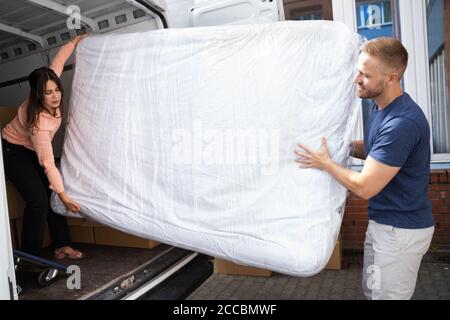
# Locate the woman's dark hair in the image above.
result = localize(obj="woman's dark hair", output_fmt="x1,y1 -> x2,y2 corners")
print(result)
26,67 -> 64,133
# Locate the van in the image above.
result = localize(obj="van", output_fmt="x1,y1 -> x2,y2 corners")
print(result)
0,0 -> 285,300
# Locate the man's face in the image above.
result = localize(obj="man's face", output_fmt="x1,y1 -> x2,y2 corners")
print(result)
354,52 -> 388,100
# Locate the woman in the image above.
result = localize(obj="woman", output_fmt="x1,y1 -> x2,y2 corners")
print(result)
2,34 -> 88,260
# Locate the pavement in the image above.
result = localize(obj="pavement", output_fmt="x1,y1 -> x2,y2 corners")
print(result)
187,249 -> 450,300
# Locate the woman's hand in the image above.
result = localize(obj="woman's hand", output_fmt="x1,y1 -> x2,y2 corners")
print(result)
58,191 -> 81,212
73,32 -> 91,46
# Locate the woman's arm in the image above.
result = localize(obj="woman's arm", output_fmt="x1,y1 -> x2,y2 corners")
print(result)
29,120 -> 80,212
50,34 -> 89,77
29,126 -> 65,193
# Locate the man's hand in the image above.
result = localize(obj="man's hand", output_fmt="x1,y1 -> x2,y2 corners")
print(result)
294,138 -> 400,199
295,137 -> 332,171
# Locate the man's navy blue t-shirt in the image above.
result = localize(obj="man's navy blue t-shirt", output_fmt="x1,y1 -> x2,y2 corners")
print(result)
364,93 -> 434,229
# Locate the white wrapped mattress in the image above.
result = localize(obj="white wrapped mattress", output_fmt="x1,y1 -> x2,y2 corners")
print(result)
52,21 -> 360,277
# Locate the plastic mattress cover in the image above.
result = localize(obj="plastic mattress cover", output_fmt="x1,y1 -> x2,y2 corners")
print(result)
51,21 -> 361,277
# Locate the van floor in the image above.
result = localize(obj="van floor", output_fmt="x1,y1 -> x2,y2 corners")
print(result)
15,243 -> 171,300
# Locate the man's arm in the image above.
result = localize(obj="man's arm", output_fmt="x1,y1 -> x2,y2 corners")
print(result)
350,140 -> 366,160
322,156 -> 399,199
296,138 -> 400,200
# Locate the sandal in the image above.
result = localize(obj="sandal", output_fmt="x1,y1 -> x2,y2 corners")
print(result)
55,246 -> 85,260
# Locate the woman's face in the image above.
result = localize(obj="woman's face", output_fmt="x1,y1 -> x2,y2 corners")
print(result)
42,80 -> 61,112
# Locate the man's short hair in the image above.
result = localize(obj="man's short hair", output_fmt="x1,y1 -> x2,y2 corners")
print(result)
361,37 -> 409,80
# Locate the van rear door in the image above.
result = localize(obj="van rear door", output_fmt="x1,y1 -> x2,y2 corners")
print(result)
191,0 -> 284,27
165,0 -> 284,28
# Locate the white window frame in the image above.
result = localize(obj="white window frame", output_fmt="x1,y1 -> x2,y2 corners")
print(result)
332,0 -> 450,164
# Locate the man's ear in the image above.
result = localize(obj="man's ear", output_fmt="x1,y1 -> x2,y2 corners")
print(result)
388,71 -> 400,84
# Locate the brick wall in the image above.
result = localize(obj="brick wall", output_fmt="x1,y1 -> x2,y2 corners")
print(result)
342,170 -> 450,252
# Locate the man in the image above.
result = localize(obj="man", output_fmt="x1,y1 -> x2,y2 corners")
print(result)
295,37 -> 434,300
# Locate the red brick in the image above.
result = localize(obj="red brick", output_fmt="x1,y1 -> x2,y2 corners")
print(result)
434,207 -> 450,213
430,244 -> 450,251
430,199 -> 445,207
343,213 -> 368,220
354,220 -> 369,227
428,191 -> 450,199
439,222 -> 450,229
346,226 -> 367,235
432,228 -> 449,237
439,173 -> 448,183
429,185 -> 450,191
428,191 -> 440,199
431,236 -> 450,245
344,207 -> 369,213
433,214 -> 450,222
430,174 -> 439,184
346,199 -> 369,206
342,233 -> 354,241
343,241 -> 364,250
445,199 -> 450,206
431,169 -> 447,174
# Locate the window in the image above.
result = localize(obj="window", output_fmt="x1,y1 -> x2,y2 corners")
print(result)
133,9 -> 146,19
13,48 -> 22,56
427,0 -> 450,154
355,0 -> 399,135
284,0 -> 333,21
333,0 -> 450,163
47,36 -> 57,46
292,11 -> 323,20
60,32 -> 71,41
115,14 -> 127,25
27,43 -> 37,52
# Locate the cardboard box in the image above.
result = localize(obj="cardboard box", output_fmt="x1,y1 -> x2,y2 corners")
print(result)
66,217 -> 102,227
14,218 -> 52,249
68,225 -> 96,244
66,217 -> 96,244
0,106 -> 18,126
325,234 -> 343,270
5,181 -> 25,220
66,217 -> 158,248
94,226 -> 159,249
215,234 -> 343,276
214,258 -> 272,277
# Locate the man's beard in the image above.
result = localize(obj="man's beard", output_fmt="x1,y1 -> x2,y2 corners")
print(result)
357,80 -> 385,100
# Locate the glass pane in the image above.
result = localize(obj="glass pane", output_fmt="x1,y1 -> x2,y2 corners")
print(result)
355,0 -> 397,133
383,1 -> 392,23
292,11 -> 322,20
283,0 -> 333,21
426,0 -> 450,154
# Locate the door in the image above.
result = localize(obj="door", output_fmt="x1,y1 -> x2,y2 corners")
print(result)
190,0 -> 285,27
0,139 -> 17,300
